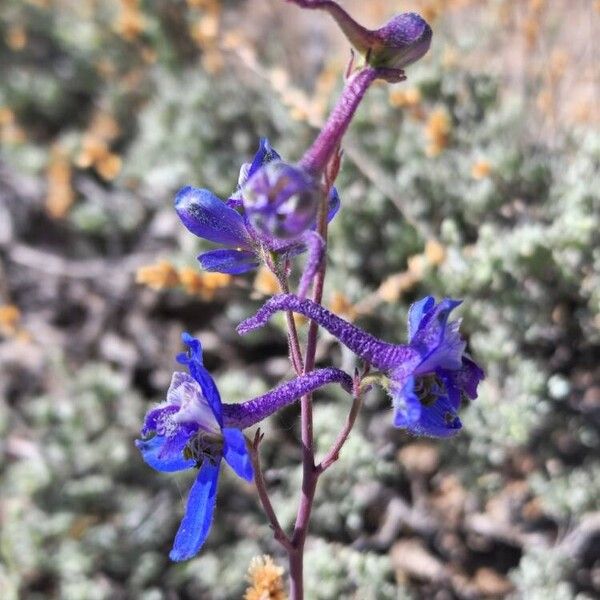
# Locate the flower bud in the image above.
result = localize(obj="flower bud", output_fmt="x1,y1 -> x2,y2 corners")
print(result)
242,161 -> 321,240
286,2 -> 431,70
369,12 -> 432,69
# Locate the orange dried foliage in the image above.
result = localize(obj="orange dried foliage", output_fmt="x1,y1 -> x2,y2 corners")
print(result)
253,267 -> 280,296
191,13 -> 220,45
549,49 -> 569,83
0,107 -> 26,144
0,305 -> 21,337
293,313 -> 308,328
329,291 -> 357,322
471,159 -> 493,180
442,46 -> 459,69
424,239 -> 446,266
115,0 -> 145,41
6,25 -> 27,50
76,112 -> 122,181
389,87 -> 421,108
136,263 -> 232,299
201,48 -> 225,74
179,268 -> 232,300
425,107 -> 451,157
244,555 -> 287,600
46,146 -> 75,219
377,271 -> 419,304
135,261 -> 180,291
187,0 -> 219,8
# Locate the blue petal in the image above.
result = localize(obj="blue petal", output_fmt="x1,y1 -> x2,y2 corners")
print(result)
169,459 -> 221,561
222,428 -> 253,481
410,298 -> 462,359
175,186 -> 250,248
136,436 -> 195,472
408,396 -> 462,438
407,296 -> 435,341
327,187 -> 341,222
392,376 -> 422,428
158,424 -> 198,460
177,333 -> 224,426
442,357 -> 485,409
198,249 -> 259,275
141,404 -> 178,437
247,138 -> 281,180
454,356 -> 484,399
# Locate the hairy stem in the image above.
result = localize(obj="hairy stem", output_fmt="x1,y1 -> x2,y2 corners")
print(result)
238,293 -> 420,372
221,367 -> 352,429
286,182 -> 330,599
248,430 -> 293,551
299,67 -> 378,175
317,372 -> 363,473
286,0 -> 378,54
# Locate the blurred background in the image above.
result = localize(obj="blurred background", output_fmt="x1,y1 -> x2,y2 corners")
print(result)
1,0 -> 599,598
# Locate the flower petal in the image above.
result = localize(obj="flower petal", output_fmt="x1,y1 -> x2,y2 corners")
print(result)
177,333 -> 224,426
443,356 -> 485,407
407,296 -> 435,340
411,298 -> 465,371
158,423 -> 198,459
391,376 -> 422,428
175,186 -> 250,247
408,395 -> 462,438
135,435 -> 195,472
327,186 -> 341,222
198,249 -> 259,275
169,459 -> 221,561
222,428 -> 253,481
141,404 -> 178,437
247,138 -> 281,181
166,372 -> 197,405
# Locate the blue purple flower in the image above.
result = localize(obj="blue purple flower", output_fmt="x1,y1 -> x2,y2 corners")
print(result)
175,139 -> 340,275
237,294 -> 484,437
136,332 -> 354,560
136,333 -> 253,561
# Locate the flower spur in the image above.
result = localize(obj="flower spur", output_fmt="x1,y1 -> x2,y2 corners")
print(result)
237,295 -> 484,437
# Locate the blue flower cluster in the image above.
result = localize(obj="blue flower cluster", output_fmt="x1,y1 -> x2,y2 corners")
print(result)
136,0 -> 483,567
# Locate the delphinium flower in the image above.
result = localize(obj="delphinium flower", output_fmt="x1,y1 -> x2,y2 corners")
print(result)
136,332 -> 254,561
134,1 -> 486,597
136,332 -> 352,560
175,138 -> 340,276
238,294 -> 484,437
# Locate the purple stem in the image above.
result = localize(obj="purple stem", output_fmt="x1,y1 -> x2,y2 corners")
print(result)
238,293 -> 420,371
287,0 -> 378,54
299,67 -> 379,175
297,231 -> 325,299
221,367 -> 352,429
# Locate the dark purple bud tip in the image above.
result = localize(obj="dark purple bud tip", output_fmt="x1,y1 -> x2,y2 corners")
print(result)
242,161 -> 321,240
371,12 -> 432,69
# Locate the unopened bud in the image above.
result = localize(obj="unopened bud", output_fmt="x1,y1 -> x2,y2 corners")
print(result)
287,2 -> 431,70
369,13 -> 432,69
242,161 -> 321,240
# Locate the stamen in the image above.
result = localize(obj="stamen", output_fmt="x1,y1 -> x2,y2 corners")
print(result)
415,373 -> 446,406
184,431 -> 224,466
